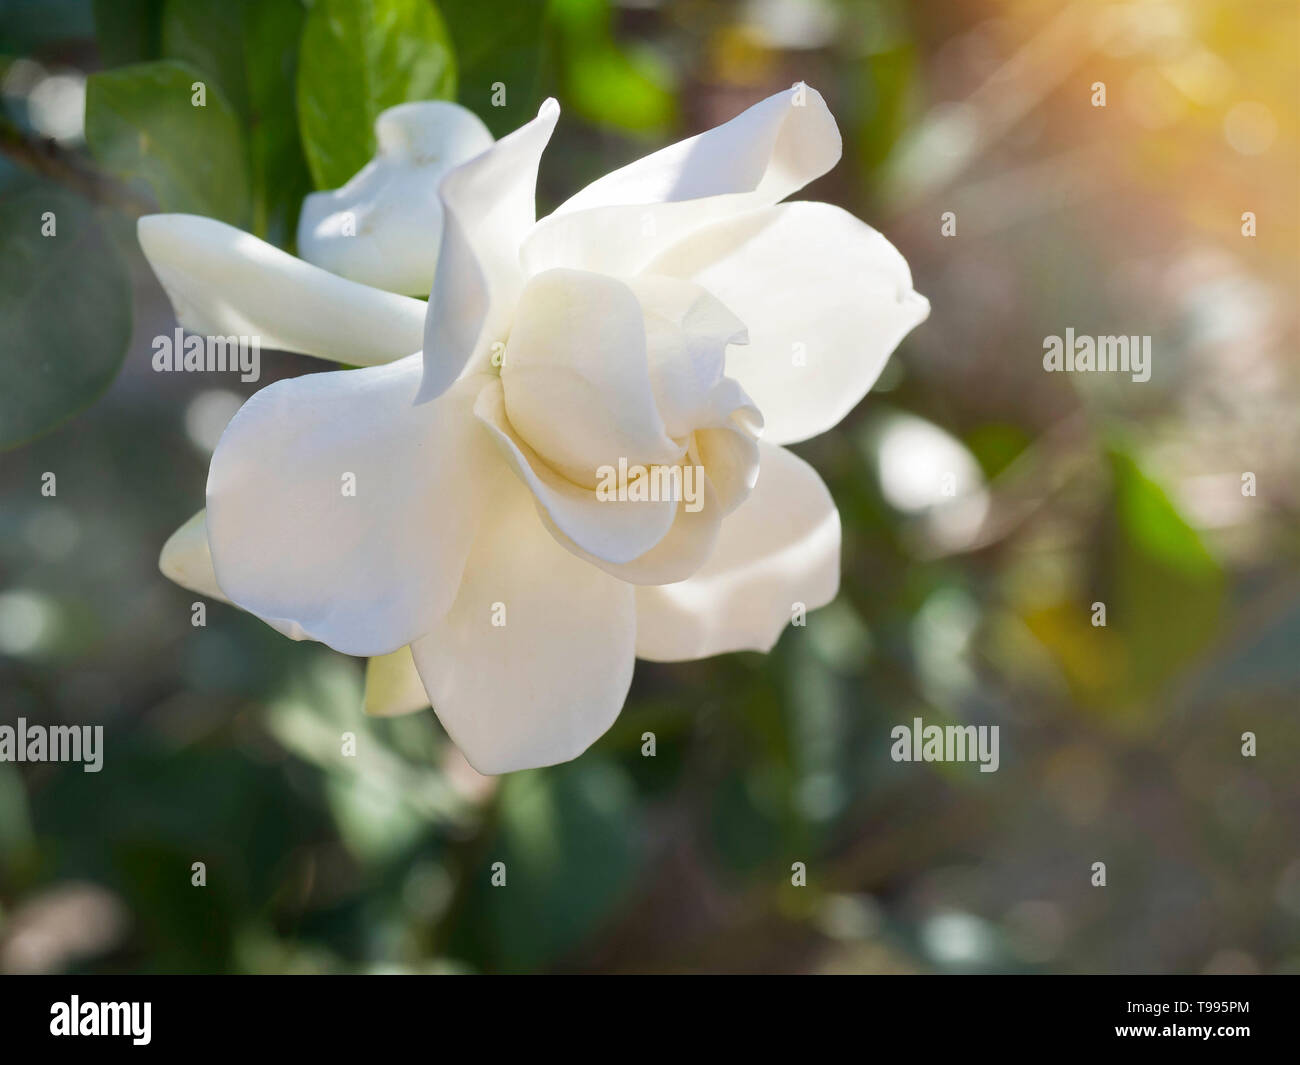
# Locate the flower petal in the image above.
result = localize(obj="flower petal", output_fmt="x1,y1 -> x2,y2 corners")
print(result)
545,474 -> 724,586
646,201 -> 930,444
474,378 -> 679,565
521,83 -> 840,277
137,214 -> 427,365
500,268 -> 682,483
631,274 -> 753,438
158,509 -> 225,601
696,421 -> 760,516
410,473 -> 635,774
363,646 -> 430,718
207,360 -> 506,657
635,442 -> 840,661
298,101 -> 494,296
420,99 -> 560,401
158,510 -> 309,641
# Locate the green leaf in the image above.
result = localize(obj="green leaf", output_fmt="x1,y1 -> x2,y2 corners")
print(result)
93,0 -> 165,67
85,60 -> 252,226
161,0 -> 312,244
160,1 -> 250,115
440,0 -> 550,137
297,0 -> 457,191
1106,447 -> 1225,704
243,1 -> 313,245
457,759 -> 641,971
550,0 -> 674,135
0,187 -> 132,449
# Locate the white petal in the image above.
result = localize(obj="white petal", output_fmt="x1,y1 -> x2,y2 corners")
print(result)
474,378 -> 679,565
500,268 -> 682,483
522,83 -> 840,277
410,472 -> 635,774
696,421 -> 760,516
635,442 -> 840,661
206,360 -> 507,657
159,510 -> 225,601
646,201 -> 929,444
298,101 -> 494,297
632,274 -> 753,438
137,214 -> 427,365
548,474 -> 724,587
420,99 -> 560,401
158,510 -> 309,641
363,646 -> 430,718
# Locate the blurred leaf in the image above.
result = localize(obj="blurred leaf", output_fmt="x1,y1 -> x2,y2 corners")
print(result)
160,0 -> 248,115
85,60 -> 251,225
966,422 -> 1032,480
550,0 -> 674,134
439,0 -> 550,137
458,759 -> 640,970
1106,447 -> 1225,702
0,0 -> 92,52
0,187 -> 131,449
841,0 -> 916,174
263,651 -> 470,856
1023,449 -> 1226,718
161,0 -> 311,243
297,0 -> 457,190
93,0 -> 165,66
243,0 -> 312,244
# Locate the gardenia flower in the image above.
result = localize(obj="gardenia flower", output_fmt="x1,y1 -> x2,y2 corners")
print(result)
148,85 -> 928,774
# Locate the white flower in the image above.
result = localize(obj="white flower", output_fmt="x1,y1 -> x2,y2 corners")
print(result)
147,85 -> 928,774
297,101 -> 493,296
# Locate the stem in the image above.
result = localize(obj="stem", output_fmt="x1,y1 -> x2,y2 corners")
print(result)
0,113 -> 154,216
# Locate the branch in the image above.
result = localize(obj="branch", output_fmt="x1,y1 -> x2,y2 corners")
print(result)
0,114 -> 155,217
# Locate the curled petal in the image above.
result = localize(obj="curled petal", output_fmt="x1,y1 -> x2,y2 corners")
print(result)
474,378 -> 678,565
543,473 -> 724,587
298,101 -> 493,296
631,274 -> 753,438
635,442 -> 840,660
696,421 -> 760,516
500,268 -> 682,483
646,201 -> 930,444
158,510 -> 225,601
207,360 -> 506,657
522,83 -> 841,277
138,214 -> 426,365
420,99 -> 560,401
158,510 -> 308,641
410,473 -> 635,775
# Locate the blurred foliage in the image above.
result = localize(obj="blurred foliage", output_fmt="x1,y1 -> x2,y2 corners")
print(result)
0,186 -> 131,448
86,60 -> 251,224
0,0 -> 1297,974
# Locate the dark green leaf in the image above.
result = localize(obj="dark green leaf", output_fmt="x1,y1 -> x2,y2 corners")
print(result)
0,187 -> 132,449
93,0 -> 165,67
85,60 -> 252,225
440,0 -> 549,137
161,0 -> 311,243
297,0 -> 457,191
459,759 -> 640,970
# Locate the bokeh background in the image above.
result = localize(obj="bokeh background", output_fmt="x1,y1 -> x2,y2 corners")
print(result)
0,0 -> 1297,973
